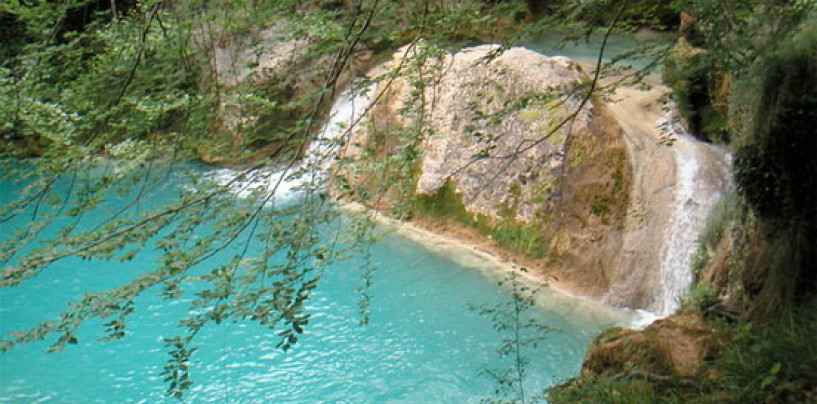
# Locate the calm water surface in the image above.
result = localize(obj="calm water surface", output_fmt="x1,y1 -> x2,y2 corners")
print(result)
527,32 -> 671,70
0,165 -> 631,403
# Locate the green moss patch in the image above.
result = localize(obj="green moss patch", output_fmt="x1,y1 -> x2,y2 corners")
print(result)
413,181 -> 550,258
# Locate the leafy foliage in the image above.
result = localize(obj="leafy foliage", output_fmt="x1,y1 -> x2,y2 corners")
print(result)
662,39 -> 729,142
681,282 -> 719,312
688,190 -> 749,279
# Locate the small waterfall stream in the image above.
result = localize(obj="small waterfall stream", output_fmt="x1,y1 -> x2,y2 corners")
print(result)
654,108 -> 732,316
209,86 -> 373,203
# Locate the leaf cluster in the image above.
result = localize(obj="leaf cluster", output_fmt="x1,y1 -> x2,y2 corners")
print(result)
469,271 -> 556,404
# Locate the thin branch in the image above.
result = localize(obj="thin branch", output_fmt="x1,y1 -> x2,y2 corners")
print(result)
111,2 -> 162,107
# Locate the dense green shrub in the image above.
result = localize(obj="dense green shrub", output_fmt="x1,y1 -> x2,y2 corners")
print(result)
733,19 -> 817,299
682,282 -> 719,311
717,303 -> 817,403
688,190 -> 748,279
662,39 -> 729,143
549,375 -> 657,404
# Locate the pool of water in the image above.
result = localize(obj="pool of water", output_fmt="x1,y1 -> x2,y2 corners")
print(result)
0,164 -> 631,403
526,32 -> 671,70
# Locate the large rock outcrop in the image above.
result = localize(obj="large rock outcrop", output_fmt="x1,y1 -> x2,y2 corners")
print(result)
190,25 -> 311,162
343,45 -> 636,302
414,48 -> 594,222
342,44 -> 733,313
209,26 -> 308,89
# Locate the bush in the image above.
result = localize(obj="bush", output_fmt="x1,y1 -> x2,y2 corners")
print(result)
662,39 -> 729,143
682,282 -> 719,312
548,375 -> 658,404
717,301 -> 817,403
697,191 -> 745,250
689,242 -> 710,277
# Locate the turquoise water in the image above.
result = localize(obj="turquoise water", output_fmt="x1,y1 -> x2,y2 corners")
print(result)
0,165 -> 627,403
526,33 -> 670,70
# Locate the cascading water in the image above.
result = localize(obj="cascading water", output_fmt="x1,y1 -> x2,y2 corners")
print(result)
208,85 -> 373,203
654,107 -> 732,316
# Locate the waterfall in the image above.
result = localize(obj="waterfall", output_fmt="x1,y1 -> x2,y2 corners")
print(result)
653,107 -> 732,316
208,85 -> 373,204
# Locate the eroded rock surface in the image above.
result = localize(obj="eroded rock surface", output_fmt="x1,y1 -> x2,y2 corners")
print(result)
344,44 -> 732,313
353,45 -> 630,220
210,26 -> 307,88
583,310 -> 727,378
347,45 -> 633,300
416,48 -> 591,222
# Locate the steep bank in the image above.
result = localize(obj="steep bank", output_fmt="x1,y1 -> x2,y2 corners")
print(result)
601,84 -> 677,312
603,83 -> 731,314
343,202 -> 645,327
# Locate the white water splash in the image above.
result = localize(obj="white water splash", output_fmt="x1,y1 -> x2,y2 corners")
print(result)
207,85 -> 373,205
653,107 -> 732,316
629,309 -> 663,329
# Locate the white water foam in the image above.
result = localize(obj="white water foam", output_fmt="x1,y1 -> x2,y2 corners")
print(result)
207,85 -> 374,205
629,309 -> 662,329
653,106 -> 731,316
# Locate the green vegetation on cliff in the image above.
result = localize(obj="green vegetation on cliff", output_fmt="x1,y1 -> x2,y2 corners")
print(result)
415,181 -> 551,258
551,1 -> 817,402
